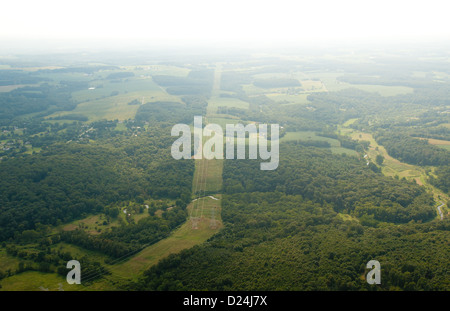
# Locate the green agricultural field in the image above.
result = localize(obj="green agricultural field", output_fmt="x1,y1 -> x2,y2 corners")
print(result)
0,271 -> 70,291
114,122 -> 127,131
308,72 -> 414,96
281,131 -> 340,147
207,97 -> 249,115
71,77 -> 161,103
242,83 -> 267,96
143,65 -> 190,77
281,131 -> 358,156
109,204 -> 222,281
50,242 -> 110,264
330,147 -> 358,156
0,85 -> 33,92
420,138 -> 450,151
206,117 -> 241,128
0,248 -> 20,273
49,89 -> 181,121
267,93 -> 311,105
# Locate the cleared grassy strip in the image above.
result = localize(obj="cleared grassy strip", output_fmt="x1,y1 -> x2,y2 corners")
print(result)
281,131 -> 358,156
111,196 -> 222,280
0,85 -> 37,92
267,93 -> 311,105
0,248 -> 20,273
207,117 -> 241,128
330,147 -> 358,156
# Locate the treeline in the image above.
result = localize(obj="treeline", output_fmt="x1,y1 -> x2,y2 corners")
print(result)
152,69 -> 213,97
375,132 -> 450,166
316,132 -> 369,152
59,204 -> 187,259
106,72 -> 135,80
36,65 -> 119,75
135,100 -> 204,125
48,114 -> 88,121
223,143 -> 435,224
0,70 -> 49,86
0,83 -> 83,125
429,166 -> 450,194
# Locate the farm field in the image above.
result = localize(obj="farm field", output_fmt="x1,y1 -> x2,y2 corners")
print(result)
415,137 -> 450,151
206,97 -> 249,115
308,72 -> 414,96
49,89 -> 181,121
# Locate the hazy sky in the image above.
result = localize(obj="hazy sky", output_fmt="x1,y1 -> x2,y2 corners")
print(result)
1,0 -> 449,47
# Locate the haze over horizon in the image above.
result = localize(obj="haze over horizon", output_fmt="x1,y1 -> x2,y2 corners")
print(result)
1,0 -> 450,53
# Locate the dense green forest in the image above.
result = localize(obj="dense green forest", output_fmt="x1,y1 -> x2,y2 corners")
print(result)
374,132 -> 450,166
0,49 -> 449,291
152,69 -> 214,96
0,83 -> 82,125
134,191 -> 449,291
224,143 -> 435,223
131,142 -> 447,291
0,126 -> 194,241
59,204 -> 187,258
430,166 -> 450,194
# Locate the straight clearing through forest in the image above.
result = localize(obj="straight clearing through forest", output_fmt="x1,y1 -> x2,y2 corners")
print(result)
110,195 -> 223,280
95,65 -> 226,284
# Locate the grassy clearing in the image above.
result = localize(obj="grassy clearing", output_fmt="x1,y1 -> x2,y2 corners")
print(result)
206,97 -> 249,115
50,89 -> 180,121
110,195 -> 223,280
349,130 -> 418,178
0,85 -> 35,92
267,93 -> 311,105
281,131 -> 340,147
308,72 -> 414,96
300,80 -> 325,91
343,118 -> 358,127
0,271 -> 70,291
71,77 -> 161,103
414,137 -> 450,151
51,242 -> 110,264
48,74 -> 181,122
345,128 -> 449,218
241,83 -> 267,96
61,213 -> 122,235
114,122 -> 128,131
